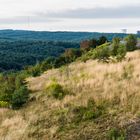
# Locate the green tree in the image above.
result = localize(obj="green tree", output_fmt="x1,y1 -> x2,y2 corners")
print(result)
11,86 -> 29,109
125,34 -> 137,51
116,45 -> 127,61
98,36 -> 108,45
112,37 -> 120,56
89,39 -> 98,48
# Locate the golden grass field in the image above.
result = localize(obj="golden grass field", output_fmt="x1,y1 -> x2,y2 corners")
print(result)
1,50 -> 140,139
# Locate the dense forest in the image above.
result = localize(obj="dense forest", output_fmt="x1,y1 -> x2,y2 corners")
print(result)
0,30 -> 131,71
0,40 -> 79,71
0,30 -> 129,42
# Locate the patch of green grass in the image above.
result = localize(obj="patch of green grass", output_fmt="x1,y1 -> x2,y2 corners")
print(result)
0,101 -> 10,108
46,82 -> 67,100
72,99 -> 106,123
107,128 -> 126,140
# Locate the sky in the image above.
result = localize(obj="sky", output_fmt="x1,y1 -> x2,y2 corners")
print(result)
0,0 -> 140,33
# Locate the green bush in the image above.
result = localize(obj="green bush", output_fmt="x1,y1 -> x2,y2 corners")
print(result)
116,45 -> 127,61
125,34 -> 137,51
107,128 -> 126,140
112,37 -> 120,56
46,82 -> 66,100
11,86 -> 29,109
27,64 -> 41,77
93,43 -> 111,60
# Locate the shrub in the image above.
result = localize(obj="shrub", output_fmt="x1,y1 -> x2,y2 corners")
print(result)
80,40 -> 91,52
11,86 -> 29,109
46,82 -> 66,100
116,45 -> 127,61
27,64 -> 41,77
92,43 -> 111,60
98,36 -> 108,45
112,37 -> 120,56
107,128 -> 126,140
125,34 -> 137,51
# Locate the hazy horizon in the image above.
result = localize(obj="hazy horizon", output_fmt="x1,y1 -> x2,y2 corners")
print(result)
0,0 -> 140,33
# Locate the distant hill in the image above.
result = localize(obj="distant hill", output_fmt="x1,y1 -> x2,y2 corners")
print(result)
0,29 -> 128,42
0,30 -> 130,71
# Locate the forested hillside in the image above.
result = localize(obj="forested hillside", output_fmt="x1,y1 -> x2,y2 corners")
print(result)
0,30 -> 128,42
0,30 -> 129,71
0,34 -> 140,139
0,40 -> 79,71
0,36 -> 140,139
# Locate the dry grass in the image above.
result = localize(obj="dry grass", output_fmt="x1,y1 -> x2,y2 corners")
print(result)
27,50 -> 140,112
1,50 -> 140,139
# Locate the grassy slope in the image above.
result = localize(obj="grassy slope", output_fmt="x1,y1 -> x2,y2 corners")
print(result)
1,51 -> 140,139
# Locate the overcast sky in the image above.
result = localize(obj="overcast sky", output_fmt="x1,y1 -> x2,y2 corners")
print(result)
0,0 -> 140,33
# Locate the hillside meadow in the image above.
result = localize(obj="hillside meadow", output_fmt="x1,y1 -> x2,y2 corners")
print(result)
1,50 -> 140,139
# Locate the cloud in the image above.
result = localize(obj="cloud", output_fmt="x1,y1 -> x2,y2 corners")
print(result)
37,5 -> 140,19
0,16 -> 60,24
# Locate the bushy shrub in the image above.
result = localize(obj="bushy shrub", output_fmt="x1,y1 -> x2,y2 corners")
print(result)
87,43 -> 111,61
98,36 -> 108,45
112,37 -> 120,56
46,82 -> 66,100
26,64 -> 41,77
125,34 -> 137,51
11,86 -> 29,109
116,45 -> 127,61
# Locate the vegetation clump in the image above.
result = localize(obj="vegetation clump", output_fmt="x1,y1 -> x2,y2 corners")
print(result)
0,74 -> 29,109
121,64 -> 134,79
72,99 -> 106,123
125,34 -> 137,51
107,128 -> 126,140
46,82 -> 66,100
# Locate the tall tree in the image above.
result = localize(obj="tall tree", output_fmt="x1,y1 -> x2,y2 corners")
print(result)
125,34 -> 137,51
98,36 -> 108,45
112,37 -> 120,56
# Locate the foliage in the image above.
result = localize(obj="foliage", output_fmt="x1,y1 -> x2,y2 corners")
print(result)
80,36 -> 108,52
80,40 -> 91,52
116,45 -> 127,61
80,36 -> 128,62
112,37 -> 121,56
11,86 -> 29,109
93,43 -> 111,60
0,40 -> 79,71
98,36 -> 108,45
0,30 -> 127,42
125,34 -> 137,51
0,73 -> 29,109
46,82 -> 66,100
0,101 -> 10,108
